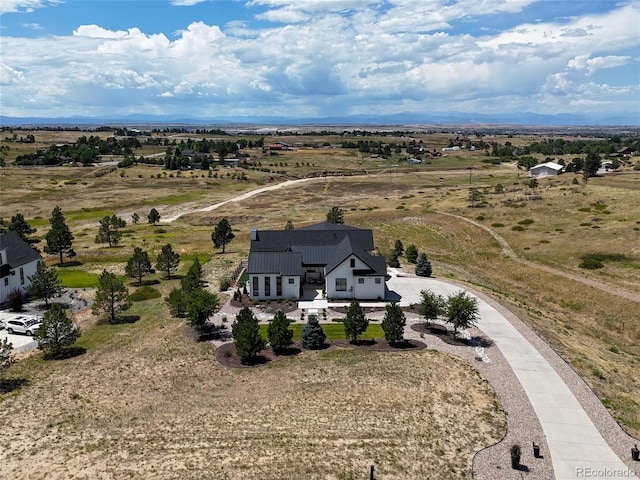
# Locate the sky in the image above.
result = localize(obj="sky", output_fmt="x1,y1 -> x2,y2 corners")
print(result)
0,0 -> 639,121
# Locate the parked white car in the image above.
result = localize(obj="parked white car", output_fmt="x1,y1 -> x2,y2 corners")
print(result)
5,317 -> 42,336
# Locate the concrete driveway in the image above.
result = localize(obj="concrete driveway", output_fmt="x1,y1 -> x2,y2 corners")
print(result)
386,271 -> 637,480
0,312 -> 39,353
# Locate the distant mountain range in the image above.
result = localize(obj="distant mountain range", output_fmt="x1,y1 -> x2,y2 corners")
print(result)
1,111 -> 638,128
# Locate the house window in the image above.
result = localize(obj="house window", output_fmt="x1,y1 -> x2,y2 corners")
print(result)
375,277 -> 381,284
3,278 -> 7,287
265,277 -> 271,296
276,277 -> 282,297
19,268 -> 24,285
358,278 -> 364,284
253,277 -> 259,296
335,278 -> 347,291
288,278 -> 295,285
350,258 -> 355,268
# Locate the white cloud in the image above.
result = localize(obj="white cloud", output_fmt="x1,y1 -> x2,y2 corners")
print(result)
21,22 -> 43,30
0,0 -> 638,118
170,0 -> 207,5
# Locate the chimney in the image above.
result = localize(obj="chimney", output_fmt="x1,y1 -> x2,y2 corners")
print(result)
250,228 -> 258,241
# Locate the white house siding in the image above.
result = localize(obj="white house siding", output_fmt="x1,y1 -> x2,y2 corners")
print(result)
0,259 -> 39,305
353,275 -> 385,300
531,166 -> 557,177
326,255 -> 384,300
249,274 -> 300,300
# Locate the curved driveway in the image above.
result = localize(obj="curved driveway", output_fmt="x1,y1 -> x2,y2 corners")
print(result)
386,274 -> 638,480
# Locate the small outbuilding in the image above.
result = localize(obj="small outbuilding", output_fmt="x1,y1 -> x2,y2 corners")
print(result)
529,161 -> 564,177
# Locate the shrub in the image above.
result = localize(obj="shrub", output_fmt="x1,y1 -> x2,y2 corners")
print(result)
300,316 -> 326,350
511,225 -> 525,231
6,289 -> 24,312
518,219 -> 534,225
218,276 -> 231,292
491,223 -> 504,227
129,286 -> 161,302
579,257 -> 604,269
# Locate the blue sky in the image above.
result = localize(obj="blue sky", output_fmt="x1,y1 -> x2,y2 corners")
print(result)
1,0 -> 639,121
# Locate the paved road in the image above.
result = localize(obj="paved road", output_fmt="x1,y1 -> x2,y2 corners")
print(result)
385,274 -> 637,480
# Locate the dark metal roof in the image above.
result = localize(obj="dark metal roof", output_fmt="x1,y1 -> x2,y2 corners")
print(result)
290,245 -> 336,265
247,252 -> 302,276
325,236 -> 386,276
250,223 -> 374,252
0,232 -> 42,272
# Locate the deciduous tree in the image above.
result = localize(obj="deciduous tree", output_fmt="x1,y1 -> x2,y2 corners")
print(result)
446,290 -> 480,338
44,206 -> 74,265
125,247 -> 152,285
27,261 -> 62,307
211,218 -> 235,253
92,270 -> 130,324
35,303 -> 80,358
420,289 -> 444,325
156,243 -> 180,279
343,301 -> 368,343
381,302 -> 406,345
232,306 -> 265,364
267,310 -> 293,353
0,338 -> 14,373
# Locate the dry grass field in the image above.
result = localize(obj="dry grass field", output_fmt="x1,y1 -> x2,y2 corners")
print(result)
1,130 -> 639,478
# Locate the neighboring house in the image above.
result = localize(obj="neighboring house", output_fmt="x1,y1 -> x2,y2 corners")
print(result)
247,223 -> 386,301
529,161 -> 564,177
0,232 -> 42,305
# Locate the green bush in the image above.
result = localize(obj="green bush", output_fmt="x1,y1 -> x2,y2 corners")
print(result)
518,219 -> 534,225
511,225 -> 525,231
491,223 -> 504,227
129,286 -> 161,302
579,258 -> 604,269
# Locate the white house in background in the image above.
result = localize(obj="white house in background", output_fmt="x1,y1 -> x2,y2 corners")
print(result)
0,232 -> 42,305
529,161 -> 564,177
247,223 -> 387,301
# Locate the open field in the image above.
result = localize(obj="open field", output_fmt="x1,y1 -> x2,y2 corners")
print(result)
1,130 -> 639,478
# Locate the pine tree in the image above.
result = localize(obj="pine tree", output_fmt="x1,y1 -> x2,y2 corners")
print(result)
0,338 -> 14,373
405,244 -> 418,264
326,206 -> 345,224
300,316 -> 326,350
381,302 -> 406,345
165,287 -> 187,317
125,247 -> 152,285
232,307 -> 265,363
44,206 -> 74,265
156,243 -> 180,279
95,215 -> 125,247
394,239 -> 404,255
35,303 -> 80,358
211,218 -> 235,253
132,212 -> 140,224
148,208 -> 161,225
284,220 -> 294,230
415,253 -> 432,277
267,310 -> 293,353
27,261 -> 62,307
343,301 -> 368,343
181,257 -> 204,293
186,289 -> 219,331
92,270 -> 129,324
8,213 -> 37,243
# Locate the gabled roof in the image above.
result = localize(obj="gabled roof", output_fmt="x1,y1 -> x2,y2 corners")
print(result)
0,232 -> 42,271
530,161 -> 563,171
247,252 -> 302,276
250,222 -> 374,253
325,236 -> 386,276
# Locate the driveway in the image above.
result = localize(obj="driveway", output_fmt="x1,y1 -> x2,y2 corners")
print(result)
388,272 -> 638,480
0,312 -> 39,353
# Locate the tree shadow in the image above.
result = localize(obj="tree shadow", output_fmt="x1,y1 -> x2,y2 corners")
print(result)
43,346 -> 87,360
469,336 -> 494,348
514,464 -> 530,472
389,340 -> 420,349
273,346 -> 302,356
194,324 -> 232,343
241,355 -> 270,366
0,377 -> 29,394
59,261 -> 83,268
350,339 -> 376,346
111,315 -> 140,325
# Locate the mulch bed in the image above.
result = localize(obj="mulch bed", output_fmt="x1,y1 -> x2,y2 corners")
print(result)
229,294 -> 298,314
214,338 -> 427,368
410,323 -> 493,348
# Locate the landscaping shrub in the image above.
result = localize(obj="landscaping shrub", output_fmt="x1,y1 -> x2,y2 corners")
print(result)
6,289 -> 24,312
129,286 -> 161,302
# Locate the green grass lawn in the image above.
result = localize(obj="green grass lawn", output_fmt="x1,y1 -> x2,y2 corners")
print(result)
57,268 -> 100,288
259,323 -> 384,341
